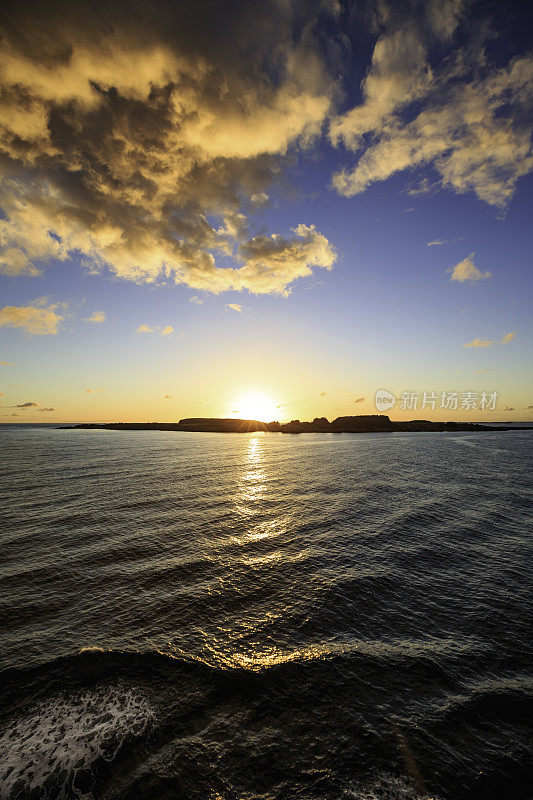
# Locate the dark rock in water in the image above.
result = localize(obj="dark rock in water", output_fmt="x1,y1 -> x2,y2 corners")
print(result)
177,418 -> 267,432
60,414 -> 526,434
330,415 -> 393,432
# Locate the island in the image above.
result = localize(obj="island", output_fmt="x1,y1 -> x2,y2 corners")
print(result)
60,415 -> 528,433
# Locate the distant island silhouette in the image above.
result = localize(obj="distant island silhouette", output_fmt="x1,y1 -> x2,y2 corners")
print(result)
62,415 -> 527,433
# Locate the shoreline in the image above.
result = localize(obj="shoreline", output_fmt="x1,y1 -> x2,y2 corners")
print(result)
58,415 -> 532,434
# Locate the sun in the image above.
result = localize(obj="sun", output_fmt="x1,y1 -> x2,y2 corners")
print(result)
233,392 -> 279,422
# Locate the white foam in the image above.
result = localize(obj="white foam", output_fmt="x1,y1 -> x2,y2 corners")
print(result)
343,773 -> 440,800
0,683 -> 155,799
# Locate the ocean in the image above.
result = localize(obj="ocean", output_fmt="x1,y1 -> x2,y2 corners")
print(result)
0,426 -> 531,799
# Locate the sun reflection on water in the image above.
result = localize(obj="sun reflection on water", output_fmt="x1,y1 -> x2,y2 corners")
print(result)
234,434 -> 267,519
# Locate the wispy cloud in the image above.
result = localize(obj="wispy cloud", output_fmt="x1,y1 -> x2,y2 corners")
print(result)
163,394 -> 173,399
0,299 -> 66,335
137,323 -> 174,335
463,338 -> 494,348
427,237 -> 464,247
225,304 -> 243,313
447,254 -> 491,283
353,396 -> 365,403
85,387 -> 106,394
0,361 -> 15,366
189,297 -> 204,305
83,311 -> 106,324
251,192 -> 270,208
501,331 -> 517,344
330,5 -> 533,208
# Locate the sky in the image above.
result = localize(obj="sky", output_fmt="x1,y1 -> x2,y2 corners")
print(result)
0,0 -> 532,423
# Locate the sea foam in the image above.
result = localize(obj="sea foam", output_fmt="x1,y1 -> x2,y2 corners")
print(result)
0,683 -> 154,799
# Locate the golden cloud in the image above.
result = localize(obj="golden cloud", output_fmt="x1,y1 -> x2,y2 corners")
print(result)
330,4 -> 533,207
0,1 -> 336,295
463,338 -> 494,348
447,254 -> 491,283
83,311 -> 106,323
0,300 -> 65,335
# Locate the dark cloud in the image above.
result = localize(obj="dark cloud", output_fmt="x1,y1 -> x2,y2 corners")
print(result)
15,402 -> 37,408
0,0 -> 337,293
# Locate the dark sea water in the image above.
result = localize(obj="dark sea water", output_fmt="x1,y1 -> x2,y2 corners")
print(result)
0,427 -> 531,800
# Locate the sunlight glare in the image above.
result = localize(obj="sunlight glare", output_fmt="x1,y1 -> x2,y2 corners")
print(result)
233,392 -> 278,422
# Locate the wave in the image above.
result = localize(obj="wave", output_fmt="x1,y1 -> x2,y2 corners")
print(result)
1,647 -> 531,799
0,683 -> 154,800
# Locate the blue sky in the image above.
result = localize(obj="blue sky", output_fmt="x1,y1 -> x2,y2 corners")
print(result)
0,0 -> 531,422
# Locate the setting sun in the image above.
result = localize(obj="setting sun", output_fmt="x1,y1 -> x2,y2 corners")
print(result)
231,393 -> 279,422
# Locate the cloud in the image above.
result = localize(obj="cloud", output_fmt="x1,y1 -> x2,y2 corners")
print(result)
525,405 -> 533,410
320,391 -> 327,397
225,304 -> 243,313
463,338 -> 493,348
0,361 -> 15,366
447,254 -> 491,283
0,0 -> 337,295
251,192 -> 270,208
83,311 -> 106,323
39,407 -> 56,412
330,5 -> 533,207
137,323 -> 173,334
427,237 -> 463,246
353,396 -> 365,403
163,394 -> 173,399
503,406 -> 514,411
85,387 -> 105,394
475,367 -> 495,374
15,402 -> 37,408
501,331 -> 517,344
236,224 -> 335,295
189,296 -> 204,305
0,299 -> 65,334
